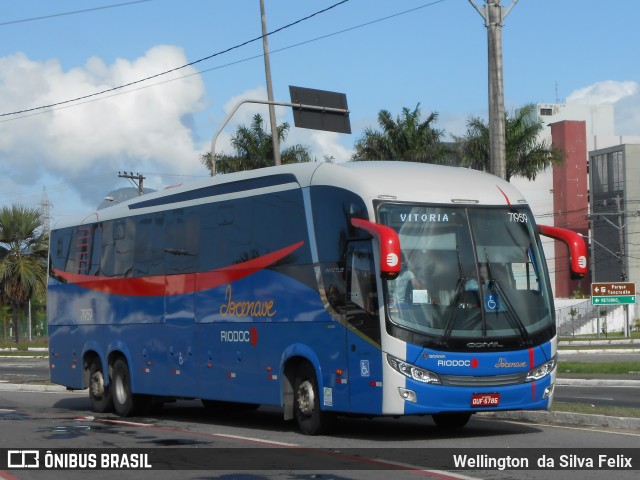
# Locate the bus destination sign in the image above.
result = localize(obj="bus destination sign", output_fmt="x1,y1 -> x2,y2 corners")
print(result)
591,282 -> 636,305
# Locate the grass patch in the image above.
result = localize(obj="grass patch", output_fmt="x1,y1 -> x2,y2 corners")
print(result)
552,402 -> 640,419
558,361 -> 640,375
0,338 -> 48,350
560,331 -> 640,341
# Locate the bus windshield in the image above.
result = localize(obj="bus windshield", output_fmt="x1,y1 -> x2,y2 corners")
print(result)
378,204 -> 553,348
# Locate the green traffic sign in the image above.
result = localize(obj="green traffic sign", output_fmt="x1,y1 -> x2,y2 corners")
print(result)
591,296 -> 636,305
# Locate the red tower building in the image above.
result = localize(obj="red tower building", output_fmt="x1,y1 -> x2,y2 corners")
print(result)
551,120 -> 591,297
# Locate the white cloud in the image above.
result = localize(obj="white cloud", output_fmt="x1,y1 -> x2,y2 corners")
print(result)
0,46 -> 207,209
566,80 -> 637,104
566,80 -> 640,136
309,131 -> 352,163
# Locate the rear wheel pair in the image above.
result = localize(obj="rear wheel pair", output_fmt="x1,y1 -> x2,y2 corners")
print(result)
88,358 -> 151,416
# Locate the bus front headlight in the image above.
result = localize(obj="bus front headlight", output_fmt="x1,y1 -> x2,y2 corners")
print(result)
387,354 -> 441,384
526,355 -> 557,381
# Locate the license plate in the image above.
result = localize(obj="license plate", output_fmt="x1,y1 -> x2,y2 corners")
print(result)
471,393 -> 500,407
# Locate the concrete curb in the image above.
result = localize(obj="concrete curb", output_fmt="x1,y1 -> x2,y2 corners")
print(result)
559,339 -> 640,347
557,378 -> 640,386
560,348 -> 640,354
480,410 -> 640,431
0,382 -> 68,392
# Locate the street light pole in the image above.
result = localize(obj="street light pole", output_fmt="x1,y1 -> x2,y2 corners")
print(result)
260,0 -> 281,166
468,0 -> 519,180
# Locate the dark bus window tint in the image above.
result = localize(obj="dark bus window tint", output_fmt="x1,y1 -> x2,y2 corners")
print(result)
251,190 -> 309,261
310,186 -> 368,263
310,186 -> 369,315
219,201 -> 251,266
101,219 -> 135,277
87,224 -> 102,276
165,209 -> 199,274
100,221 -> 116,276
64,226 -> 92,274
199,203 -> 221,271
50,229 -> 72,272
346,241 -> 381,344
114,218 -> 135,277
134,213 -> 165,276
198,189 -> 310,272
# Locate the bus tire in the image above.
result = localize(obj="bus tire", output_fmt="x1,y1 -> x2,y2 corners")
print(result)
293,363 -> 334,435
432,412 -> 472,429
88,360 -> 112,413
111,358 -> 135,417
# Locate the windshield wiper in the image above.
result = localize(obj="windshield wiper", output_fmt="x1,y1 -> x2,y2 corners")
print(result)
439,246 -> 467,348
439,276 -> 467,348
484,254 -> 532,347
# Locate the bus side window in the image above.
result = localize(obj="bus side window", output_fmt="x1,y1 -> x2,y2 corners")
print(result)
134,213 -> 165,276
100,219 -> 134,278
88,224 -> 102,276
100,221 -> 116,277
53,229 -> 72,273
346,241 -> 381,345
165,209 -> 199,274
113,219 -> 135,277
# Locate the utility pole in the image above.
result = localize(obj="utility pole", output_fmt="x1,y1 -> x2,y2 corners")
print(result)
615,194 -> 631,338
260,0 -> 281,166
615,194 -> 626,282
468,0 -> 518,180
118,171 -> 145,196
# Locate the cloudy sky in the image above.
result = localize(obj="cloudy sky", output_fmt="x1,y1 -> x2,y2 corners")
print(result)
1,0 -> 639,224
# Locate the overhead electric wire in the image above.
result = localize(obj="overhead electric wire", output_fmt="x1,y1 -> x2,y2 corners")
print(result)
0,0 -> 351,118
0,0 -> 451,122
0,0 -> 152,27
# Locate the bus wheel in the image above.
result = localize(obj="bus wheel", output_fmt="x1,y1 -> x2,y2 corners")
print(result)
111,358 -> 135,417
88,360 -> 112,413
293,363 -> 334,435
432,412 -> 472,429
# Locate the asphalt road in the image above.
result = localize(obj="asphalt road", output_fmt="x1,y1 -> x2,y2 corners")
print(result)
0,388 -> 639,480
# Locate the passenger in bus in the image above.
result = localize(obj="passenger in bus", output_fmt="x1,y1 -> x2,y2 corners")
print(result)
460,263 -> 490,309
465,263 -> 490,292
396,255 -> 434,305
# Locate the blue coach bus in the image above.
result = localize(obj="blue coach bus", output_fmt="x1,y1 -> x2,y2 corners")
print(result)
48,161 -> 587,434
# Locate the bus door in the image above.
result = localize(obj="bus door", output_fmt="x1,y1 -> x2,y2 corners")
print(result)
346,241 -> 383,413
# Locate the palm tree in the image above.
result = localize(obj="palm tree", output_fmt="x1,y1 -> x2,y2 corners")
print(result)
0,205 -> 49,343
351,104 -> 448,163
456,104 -> 564,181
201,114 -> 313,174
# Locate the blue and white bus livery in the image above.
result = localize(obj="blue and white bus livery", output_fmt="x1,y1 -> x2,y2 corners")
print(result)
47,161 -> 587,434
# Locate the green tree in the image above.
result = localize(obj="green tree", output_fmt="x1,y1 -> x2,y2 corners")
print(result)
0,205 -> 49,343
456,103 -> 564,181
201,113 -> 312,174
351,104 -> 449,163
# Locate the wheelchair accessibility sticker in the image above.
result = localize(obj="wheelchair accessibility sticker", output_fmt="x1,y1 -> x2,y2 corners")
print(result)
484,293 -> 504,312
360,360 -> 370,377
